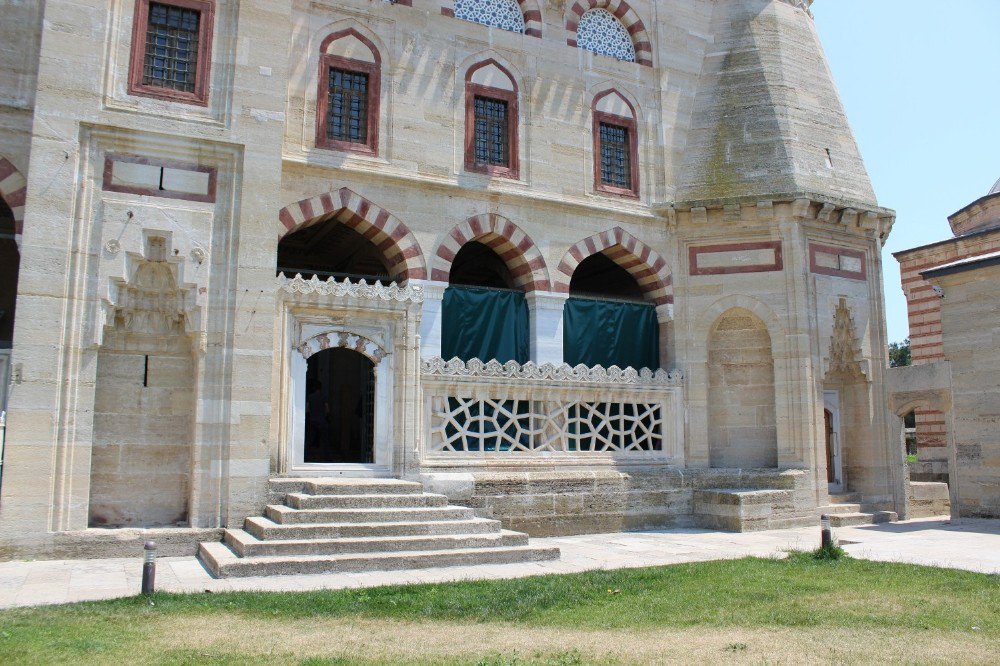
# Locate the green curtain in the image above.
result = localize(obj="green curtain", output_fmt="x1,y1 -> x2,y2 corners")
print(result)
563,297 -> 659,370
442,286 -> 530,363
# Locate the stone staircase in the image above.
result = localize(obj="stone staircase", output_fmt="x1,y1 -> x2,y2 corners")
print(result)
198,478 -> 560,578
816,492 -> 897,527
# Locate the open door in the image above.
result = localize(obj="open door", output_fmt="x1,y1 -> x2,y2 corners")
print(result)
823,391 -> 844,492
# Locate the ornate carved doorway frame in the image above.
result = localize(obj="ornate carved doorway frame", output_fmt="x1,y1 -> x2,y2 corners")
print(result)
274,275 -> 425,479
288,326 -> 393,477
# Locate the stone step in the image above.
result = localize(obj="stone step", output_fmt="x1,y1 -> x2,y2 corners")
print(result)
265,504 -> 475,525
827,493 -> 861,504
828,512 -> 875,527
199,541 -> 561,578
244,515 -> 504,541
304,478 -> 424,495
285,492 -> 449,510
816,503 -> 862,515
828,511 -> 898,527
223,528 -> 529,557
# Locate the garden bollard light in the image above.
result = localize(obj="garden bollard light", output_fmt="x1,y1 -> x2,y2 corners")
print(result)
141,541 -> 156,595
820,514 -> 833,549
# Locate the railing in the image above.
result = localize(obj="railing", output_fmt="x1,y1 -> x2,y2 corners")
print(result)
421,357 -> 684,461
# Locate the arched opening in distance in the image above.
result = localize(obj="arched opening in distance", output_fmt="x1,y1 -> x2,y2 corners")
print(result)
564,252 -> 658,369
0,198 -> 19,349
277,221 -> 390,282
442,240 -> 529,363
305,347 -> 375,464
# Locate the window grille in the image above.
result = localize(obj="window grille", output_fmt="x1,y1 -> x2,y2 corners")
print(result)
454,0 -> 526,33
474,96 -> 509,167
576,9 -> 636,63
599,122 -> 631,188
143,2 -> 201,92
327,68 -> 369,143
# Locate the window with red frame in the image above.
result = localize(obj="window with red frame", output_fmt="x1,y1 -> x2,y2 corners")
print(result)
464,78 -> 518,178
473,96 -> 509,167
128,0 -> 214,105
592,103 -> 638,196
599,121 -> 631,189
327,68 -> 370,145
315,36 -> 380,155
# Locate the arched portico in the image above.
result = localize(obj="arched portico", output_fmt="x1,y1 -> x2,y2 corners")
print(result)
278,187 -> 427,283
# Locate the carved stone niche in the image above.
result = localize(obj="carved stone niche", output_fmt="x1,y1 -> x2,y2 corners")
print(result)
102,236 -> 198,353
824,297 -> 869,382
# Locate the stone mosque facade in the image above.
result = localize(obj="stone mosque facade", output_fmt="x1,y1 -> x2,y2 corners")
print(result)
0,0 -> 906,569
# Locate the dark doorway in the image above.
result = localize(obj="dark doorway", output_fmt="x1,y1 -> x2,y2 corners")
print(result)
0,199 -> 19,348
304,348 -> 375,463
825,409 -> 835,483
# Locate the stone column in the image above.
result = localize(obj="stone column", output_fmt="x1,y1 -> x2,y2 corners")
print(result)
526,290 -> 568,365
412,279 -> 447,360
655,303 -> 674,370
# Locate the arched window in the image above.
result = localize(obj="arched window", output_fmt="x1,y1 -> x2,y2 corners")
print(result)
576,9 -> 635,62
454,0 -> 526,33
464,61 -> 520,179
564,253 -> 658,370
443,241 -> 529,363
592,90 -> 639,196
316,29 -> 381,155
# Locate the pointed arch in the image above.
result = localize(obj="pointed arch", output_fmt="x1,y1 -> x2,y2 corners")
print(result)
297,330 -> 388,365
0,157 -> 27,236
555,227 -> 671,304
432,213 -> 549,292
277,188 -> 427,283
565,0 -> 652,66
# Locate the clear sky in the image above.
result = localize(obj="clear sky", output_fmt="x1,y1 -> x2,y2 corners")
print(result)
811,1 -> 1000,344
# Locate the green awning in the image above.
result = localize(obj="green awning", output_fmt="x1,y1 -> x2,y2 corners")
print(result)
563,297 -> 659,369
442,285 -> 530,364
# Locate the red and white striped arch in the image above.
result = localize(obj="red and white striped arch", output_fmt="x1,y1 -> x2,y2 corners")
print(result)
431,213 -> 550,292
554,227 -> 672,304
0,157 -> 28,237
441,0 -> 544,37
278,187 -> 427,283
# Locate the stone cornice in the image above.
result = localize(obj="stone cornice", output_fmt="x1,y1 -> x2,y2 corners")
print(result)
776,0 -> 813,16
278,274 -> 424,303
655,193 -> 896,245
422,356 -> 683,386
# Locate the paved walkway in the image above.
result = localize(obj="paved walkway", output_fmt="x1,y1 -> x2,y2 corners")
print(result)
1,517 -> 997,610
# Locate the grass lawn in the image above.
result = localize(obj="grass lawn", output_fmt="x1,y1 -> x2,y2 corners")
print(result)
0,553 -> 996,665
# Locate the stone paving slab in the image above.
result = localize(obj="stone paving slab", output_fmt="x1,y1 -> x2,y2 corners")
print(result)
0,517 -> 996,610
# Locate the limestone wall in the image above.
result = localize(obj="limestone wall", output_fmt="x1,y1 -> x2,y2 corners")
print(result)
926,263 -> 1000,518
